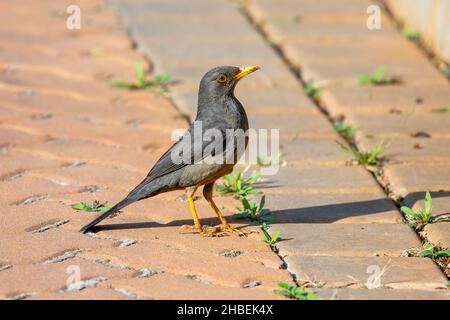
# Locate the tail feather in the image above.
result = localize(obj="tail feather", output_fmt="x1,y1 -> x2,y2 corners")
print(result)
79,198 -> 133,233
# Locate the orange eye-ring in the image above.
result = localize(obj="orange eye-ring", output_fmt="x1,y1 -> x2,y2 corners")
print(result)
217,74 -> 228,83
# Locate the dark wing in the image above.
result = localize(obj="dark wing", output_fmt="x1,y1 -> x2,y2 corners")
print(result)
127,126 -> 233,198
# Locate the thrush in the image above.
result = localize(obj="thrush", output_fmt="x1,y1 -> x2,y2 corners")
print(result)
80,65 -> 259,236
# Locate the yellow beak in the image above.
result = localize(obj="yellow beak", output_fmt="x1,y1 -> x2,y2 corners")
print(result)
234,66 -> 260,80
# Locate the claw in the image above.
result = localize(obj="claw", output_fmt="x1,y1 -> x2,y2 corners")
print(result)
220,224 -> 252,237
200,226 -> 228,237
179,225 -> 228,237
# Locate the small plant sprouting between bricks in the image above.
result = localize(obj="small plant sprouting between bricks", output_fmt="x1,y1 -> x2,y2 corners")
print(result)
401,192 -> 450,230
257,156 -> 272,167
357,66 -> 397,85
233,195 -> 272,222
304,80 -> 321,99
215,170 -> 260,199
336,139 -> 391,166
433,105 -> 450,113
403,243 -> 449,276
111,61 -> 172,93
418,243 -> 450,258
334,121 -> 357,140
402,27 -> 420,40
269,15 -> 301,24
257,153 -> 287,168
71,201 -> 110,213
260,222 -> 282,247
276,282 -> 319,300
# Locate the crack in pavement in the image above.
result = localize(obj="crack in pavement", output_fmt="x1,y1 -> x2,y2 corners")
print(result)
44,248 -> 86,264
85,232 -> 138,248
6,292 -> 37,300
0,264 -> 13,272
28,219 -> 70,234
66,276 -> 109,292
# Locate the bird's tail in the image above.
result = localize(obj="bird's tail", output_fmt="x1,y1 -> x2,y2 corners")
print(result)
79,197 -> 134,233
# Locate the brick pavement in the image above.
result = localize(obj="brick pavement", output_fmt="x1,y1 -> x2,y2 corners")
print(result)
1,0 -> 448,300
0,0 -> 290,299
245,0 -> 449,294
112,0 -> 448,299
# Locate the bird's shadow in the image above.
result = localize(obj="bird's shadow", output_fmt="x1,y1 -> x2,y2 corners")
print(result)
90,191 -> 450,233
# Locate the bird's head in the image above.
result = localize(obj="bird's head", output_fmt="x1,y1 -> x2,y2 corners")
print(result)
199,66 -> 259,99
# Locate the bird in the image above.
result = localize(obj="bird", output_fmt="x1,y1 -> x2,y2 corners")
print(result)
80,66 -> 259,236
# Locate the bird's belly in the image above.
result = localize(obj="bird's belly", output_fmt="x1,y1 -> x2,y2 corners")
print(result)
179,163 -> 234,187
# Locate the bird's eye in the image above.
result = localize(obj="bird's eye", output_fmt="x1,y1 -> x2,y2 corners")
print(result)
217,74 -> 228,84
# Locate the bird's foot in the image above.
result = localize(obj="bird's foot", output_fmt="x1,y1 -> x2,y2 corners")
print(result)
179,224 -> 200,231
200,226 -> 228,237
179,224 -> 227,237
219,224 -> 253,237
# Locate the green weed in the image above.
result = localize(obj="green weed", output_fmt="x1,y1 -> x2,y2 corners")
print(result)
276,282 -> 319,300
418,243 -> 450,258
233,195 -> 272,222
111,61 -> 172,93
71,200 -> 110,213
401,192 -> 450,230
260,222 -> 282,247
337,139 -> 390,166
402,27 -> 419,40
215,170 -> 260,199
358,66 -> 396,85
432,106 -> 450,113
334,122 -> 357,140
304,81 -> 321,98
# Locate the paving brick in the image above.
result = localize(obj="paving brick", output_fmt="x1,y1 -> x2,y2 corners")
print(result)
423,223 -> 450,249
404,191 -> 450,218
272,19 -> 400,43
0,175 -> 80,206
0,228 -> 109,265
263,165 -> 383,193
0,257 -> 134,298
248,0 -> 374,17
344,113 -> 450,138
262,192 -> 402,224
285,256 -> 446,290
9,115 -> 175,148
287,57 -> 447,87
357,137 -> 450,164
0,127 -> 47,147
278,138 -> 352,164
30,163 -> 142,191
26,140 -> 165,173
0,200 -> 76,238
0,93 -> 180,129
383,164 -> 450,197
282,43 -> 431,84
100,273 -> 284,300
29,287 -> 134,300
273,223 -> 421,256
250,112 -> 336,137
0,151 -> 63,178
98,223 -> 281,267
315,288 -> 449,300
321,84 -> 450,115
81,240 -> 289,289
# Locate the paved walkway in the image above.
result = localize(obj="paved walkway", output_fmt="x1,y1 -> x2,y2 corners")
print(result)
0,0 -> 448,299
113,0 -> 449,299
0,0 -> 290,300
245,0 -> 450,291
